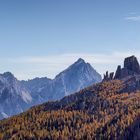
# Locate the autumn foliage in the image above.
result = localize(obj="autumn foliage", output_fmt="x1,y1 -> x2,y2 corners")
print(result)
0,80 -> 140,140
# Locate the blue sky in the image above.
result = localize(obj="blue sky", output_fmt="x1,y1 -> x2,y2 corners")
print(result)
0,0 -> 140,79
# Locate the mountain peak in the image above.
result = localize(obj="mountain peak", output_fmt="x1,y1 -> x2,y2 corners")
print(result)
2,72 -> 15,80
3,72 -> 14,77
73,58 -> 86,66
77,58 -> 85,63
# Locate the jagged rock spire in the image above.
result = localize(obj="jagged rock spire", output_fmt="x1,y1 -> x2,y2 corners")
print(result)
103,56 -> 140,81
103,71 -> 114,81
124,55 -> 140,75
114,65 -> 122,79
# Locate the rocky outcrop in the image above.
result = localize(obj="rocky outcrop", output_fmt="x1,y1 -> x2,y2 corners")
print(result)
103,56 -> 140,81
116,56 -> 140,79
124,56 -> 140,74
109,72 -> 114,80
114,65 -> 122,79
103,71 -> 114,81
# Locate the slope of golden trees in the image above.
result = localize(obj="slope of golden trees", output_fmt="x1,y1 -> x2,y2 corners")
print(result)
0,80 -> 140,140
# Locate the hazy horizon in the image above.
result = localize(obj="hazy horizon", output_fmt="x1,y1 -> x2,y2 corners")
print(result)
0,0 -> 140,79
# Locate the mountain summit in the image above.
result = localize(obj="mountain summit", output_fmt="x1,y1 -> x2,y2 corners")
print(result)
22,58 -> 102,105
0,72 -> 32,119
54,58 -> 102,96
75,58 -> 85,63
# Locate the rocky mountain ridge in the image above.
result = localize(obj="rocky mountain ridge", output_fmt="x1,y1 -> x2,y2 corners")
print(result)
22,58 -> 102,104
0,72 -> 32,119
0,58 -> 101,119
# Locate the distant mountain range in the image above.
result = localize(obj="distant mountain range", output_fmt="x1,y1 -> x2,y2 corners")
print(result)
0,58 -> 101,119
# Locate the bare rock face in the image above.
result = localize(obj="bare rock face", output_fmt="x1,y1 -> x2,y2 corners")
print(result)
103,56 -> 140,81
114,65 -> 122,79
103,71 -> 109,81
109,72 -> 114,80
124,56 -> 140,75
103,56 -> 140,92
114,56 -> 140,79
103,71 -> 114,81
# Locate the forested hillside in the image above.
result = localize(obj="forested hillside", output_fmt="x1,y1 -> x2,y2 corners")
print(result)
0,80 -> 139,140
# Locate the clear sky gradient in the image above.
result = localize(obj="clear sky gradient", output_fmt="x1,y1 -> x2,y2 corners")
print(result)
0,0 -> 140,79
